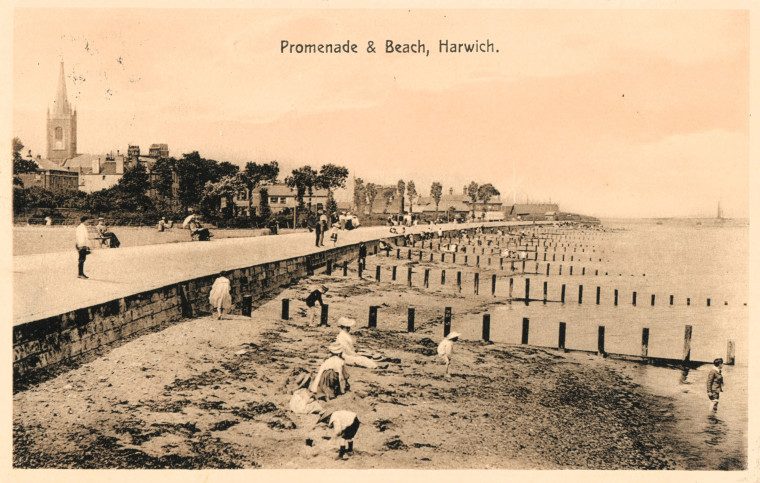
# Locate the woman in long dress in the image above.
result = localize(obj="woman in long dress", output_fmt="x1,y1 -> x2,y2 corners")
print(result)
209,271 -> 232,319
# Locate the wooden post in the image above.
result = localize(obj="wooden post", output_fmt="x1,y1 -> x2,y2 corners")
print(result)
453,253 -> 457,263
441,253 -> 445,263
509,277 -> 514,299
408,267 -> 413,287
578,285 -> 583,304
368,305 -> 378,328
465,255 -> 469,265
419,250 -> 423,261
444,307 -> 452,337
561,284 -> 566,304
582,267 -> 585,276
320,304 -> 329,326
407,307 -> 415,333
596,286 -> 600,305
687,297 -> 691,306
457,272 -> 462,293
474,273 -> 480,295
726,340 -> 736,365
242,295 -> 252,317
373,265 -> 381,282
707,298 -> 711,307
396,248 -> 400,258
500,257 -> 504,270
491,274 -> 497,296
651,294 -> 655,306
597,326 -> 606,357
281,298 -> 289,320
669,295 -> 674,305
392,266 -> 397,281
546,263 -> 550,276
408,249 -> 412,260
521,318 -> 530,344
524,278 -> 530,305
441,269 -> 446,284
595,269 -> 598,276
343,261 -> 348,276
614,289 -> 618,306
632,291 -> 637,306
558,322 -> 566,352
570,266 -> 573,276
559,265 -> 562,275
326,260 -> 332,275
641,328 -> 649,357
683,325 -> 692,361
430,252 -> 434,262
544,252 -> 547,261
522,259 -> 526,272
424,269 -> 430,288
476,255 -> 480,267
482,313 -> 491,342
543,281 -> 548,304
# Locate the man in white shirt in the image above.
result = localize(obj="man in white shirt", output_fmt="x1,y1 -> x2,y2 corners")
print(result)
75,216 -> 91,279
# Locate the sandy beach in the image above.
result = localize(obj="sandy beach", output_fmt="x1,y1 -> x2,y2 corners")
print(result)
14,265 -> 691,469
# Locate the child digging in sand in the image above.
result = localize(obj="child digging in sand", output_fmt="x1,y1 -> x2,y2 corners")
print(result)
438,331 -> 460,377
209,271 -> 232,320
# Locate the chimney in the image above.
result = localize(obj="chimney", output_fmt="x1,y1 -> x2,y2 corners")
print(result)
116,155 -> 124,174
92,157 -> 101,174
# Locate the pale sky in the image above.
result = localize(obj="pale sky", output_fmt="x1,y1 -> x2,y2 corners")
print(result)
11,8 -> 749,218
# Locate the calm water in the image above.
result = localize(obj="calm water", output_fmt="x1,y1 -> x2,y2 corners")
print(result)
451,220 -> 748,469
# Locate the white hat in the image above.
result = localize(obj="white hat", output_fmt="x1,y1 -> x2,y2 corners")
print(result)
328,342 -> 344,355
337,317 -> 356,328
446,331 -> 461,340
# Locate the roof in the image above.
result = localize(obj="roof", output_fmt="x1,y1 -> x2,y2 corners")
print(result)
33,158 -> 73,172
256,184 -> 328,197
507,203 -> 560,215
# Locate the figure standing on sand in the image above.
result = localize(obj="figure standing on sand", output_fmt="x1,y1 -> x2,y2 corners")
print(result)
75,216 -> 91,279
438,331 -> 460,377
706,358 -> 724,411
305,285 -> 328,326
358,242 -> 367,271
209,271 -> 232,320
315,410 -> 360,460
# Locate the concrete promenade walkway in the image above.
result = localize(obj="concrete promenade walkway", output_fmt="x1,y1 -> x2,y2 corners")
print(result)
13,221 -> 526,325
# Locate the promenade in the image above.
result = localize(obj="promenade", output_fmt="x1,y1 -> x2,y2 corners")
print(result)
13,221 -> 519,325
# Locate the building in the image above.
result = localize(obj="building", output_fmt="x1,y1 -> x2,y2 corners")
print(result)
234,184 -> 330,217
504,203 -> 560,221
62,152 -> 126,193
17,152 -> 78,192
46,62 -> 78,163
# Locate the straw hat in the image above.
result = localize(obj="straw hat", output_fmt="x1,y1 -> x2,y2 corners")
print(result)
328,342 -> 344,355
337,317 -> 356,328
446,332 -> 461,340
321,285 -> 329,293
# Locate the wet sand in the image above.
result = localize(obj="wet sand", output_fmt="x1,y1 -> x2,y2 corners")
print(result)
14,263 -> 690,469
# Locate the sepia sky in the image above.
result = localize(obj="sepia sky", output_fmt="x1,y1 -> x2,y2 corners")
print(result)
11,8 -> 749,218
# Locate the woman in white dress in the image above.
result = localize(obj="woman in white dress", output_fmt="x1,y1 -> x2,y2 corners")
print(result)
209,271 -> 232,319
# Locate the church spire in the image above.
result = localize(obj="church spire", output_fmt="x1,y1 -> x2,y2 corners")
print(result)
52,61 -> 71,118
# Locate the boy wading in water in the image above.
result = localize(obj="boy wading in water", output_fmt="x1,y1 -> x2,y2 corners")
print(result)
706,357 -> 724,411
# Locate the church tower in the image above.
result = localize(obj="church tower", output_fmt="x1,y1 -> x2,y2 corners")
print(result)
46,61 -> 77,163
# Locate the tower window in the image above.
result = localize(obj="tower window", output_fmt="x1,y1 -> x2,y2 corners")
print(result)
55,127 -> 63,149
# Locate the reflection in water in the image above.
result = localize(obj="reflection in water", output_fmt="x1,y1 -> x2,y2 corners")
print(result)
704,414 -> 726,447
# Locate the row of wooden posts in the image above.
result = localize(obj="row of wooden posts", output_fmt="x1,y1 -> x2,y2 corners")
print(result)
276,298 -> 735,365
328,258 -> 723,307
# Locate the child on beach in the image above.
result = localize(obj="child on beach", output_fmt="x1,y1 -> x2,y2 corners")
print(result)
305,285 -> 328,326
437,332 -> 460,377
209,271 -> 232,320
314,410 -> 361,460
309,342 -> 350,400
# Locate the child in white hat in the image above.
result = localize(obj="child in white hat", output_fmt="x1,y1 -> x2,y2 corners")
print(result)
438,332 -> 460,377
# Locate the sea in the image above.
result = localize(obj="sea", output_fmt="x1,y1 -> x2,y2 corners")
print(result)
454,218 -> 749,470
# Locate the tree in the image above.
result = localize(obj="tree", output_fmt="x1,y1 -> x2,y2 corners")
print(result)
317,164 -> 349,219
285,165 -> 318,227
477,183 -> 500,218
430,182 -> 443,219
397,180 -> 406,215
175,151 -> 221,211
242,161 -> 279,217
258,187 -> 271,222
353,178 -> 365,213
467,181 -> 479,220
150,157 -> 176,199
12,137 -> 38,187
118,162 -> 150,196
216,161 -> 240,179
200,174 -> 245,221
406,180 -> 417,214
366,183 -> 378,215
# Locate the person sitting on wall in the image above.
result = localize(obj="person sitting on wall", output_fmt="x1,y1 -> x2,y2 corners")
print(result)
96,218 -> 120,248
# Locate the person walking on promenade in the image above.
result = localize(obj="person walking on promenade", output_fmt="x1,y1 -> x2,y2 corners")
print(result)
305,285 -> 328,325
314,217 -> 322,247
319,211 -> 328,246
309,342 -> 350,400
437,331 -> 460,378
75,216 -> 91,279
707,358 -> 724,411
358,242 -> 367,271
209,271 -> 232,320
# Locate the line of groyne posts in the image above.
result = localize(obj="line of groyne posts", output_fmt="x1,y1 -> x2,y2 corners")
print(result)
271,227 -> 738,366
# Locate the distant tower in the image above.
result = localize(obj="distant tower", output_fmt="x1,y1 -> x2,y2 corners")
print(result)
46,61 -> 77,163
